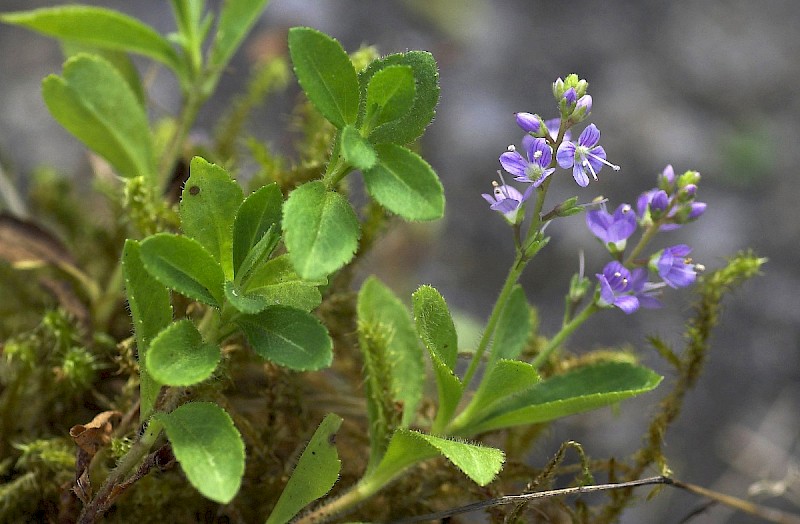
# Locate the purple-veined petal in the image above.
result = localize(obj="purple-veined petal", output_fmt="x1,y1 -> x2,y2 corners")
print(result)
578,124 -> 600,148
615,295 -> 640,314
572,163 -> 590,187
556,141 -> 576,168
499,151 -> 528,177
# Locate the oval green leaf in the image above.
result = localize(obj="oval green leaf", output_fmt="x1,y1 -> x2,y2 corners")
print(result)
42,54 -> 154,181
412,284 -> 458,369
243,254 -> 324,311
1,6 -> 182,72
288,27 -> 359,128
237,306 -> 333,371
459,362 -> 663,436
180,157 -> 244,279
121,240 -> 172,421
283,181 -> 360,281
158,402 -> 245,504
369,429 -> 504,488
265,414 -> 343,524
358,276 -> 423,427
233,183 -> 282,276
139,233 -> 225,307
358,51 -> 439,145
489,285 -> 530,365
341,125 -> 377,171
146,320 -> 220,386
364,64 -> 415,132
209,0 -> 271,70
364,144 -> 444,221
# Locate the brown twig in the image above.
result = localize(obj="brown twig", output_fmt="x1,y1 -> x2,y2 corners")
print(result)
387,476 -> 800,524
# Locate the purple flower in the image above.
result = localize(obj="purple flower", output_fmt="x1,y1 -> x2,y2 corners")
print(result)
500,136 -> 555,186
586,203 -> 637,250
653,244 -> 698,288
596,261 -> 640,314
627,268 -> 663,309
556,124 -> 620,187
482,180 -> 534,224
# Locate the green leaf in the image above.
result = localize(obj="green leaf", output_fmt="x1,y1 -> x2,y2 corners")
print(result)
233,183 -> 282,275
209,0 -> 270,70
41,54 -> 154,180
358,277 -> 423,427
237,306 -> 332,371
157,402 -> 245,504
429,356 -> 463,432
146,320 -> 220,386
265,414 -> 343,524
288,27 -> 359,128
489,285 -> 530,365
460,362 -> 663,435
364,144 -> 444,221
363,64 -> 415,132
369,429 -> 503,488
225,280 -> 272,314
243,255 -> 324,311
412,285 -> 458,369
452,360 -> 539,431
340,125 -> 377,171
121,240 -> 172,421
60,42 -> 145,104
358,51 -> 439,145
283,181 -> 360,280
412,285 -> 462,430
234,225 -> 280,285
0,6 -> 182,72
180,157 -> 244,280
139,233 -> 225,308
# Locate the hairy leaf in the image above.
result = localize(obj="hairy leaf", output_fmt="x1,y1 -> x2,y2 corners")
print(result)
265,414 -> 343,524
157,402 -> 245,504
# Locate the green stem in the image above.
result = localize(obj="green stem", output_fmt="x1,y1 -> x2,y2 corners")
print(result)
624,223 -> 659,266
158,88 -> 206,192
461,253 -> 527,390
93,262 -> 123,332
294,456 -> 427,524
77,418 -> 163,523
532,302 -> 598,368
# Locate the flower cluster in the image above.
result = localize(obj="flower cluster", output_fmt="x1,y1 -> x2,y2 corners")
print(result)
483,74 -> 706,315
484,74 -> 620,225
586,166 -> 707,314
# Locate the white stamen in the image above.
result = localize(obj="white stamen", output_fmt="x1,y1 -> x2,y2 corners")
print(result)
586,150 -> 621,171
507,144 -> 516,152
533,150 -> 542,160
582,159 -> 599,180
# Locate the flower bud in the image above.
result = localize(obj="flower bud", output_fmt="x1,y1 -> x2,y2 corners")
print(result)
563,87 -> 577,106
677,169 -> 701,188
657,165 -> 676,191
515,112 -> 542,134
571,94 -> 592,121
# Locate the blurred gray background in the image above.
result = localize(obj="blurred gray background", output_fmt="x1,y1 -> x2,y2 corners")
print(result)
1,1 -> 798,522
